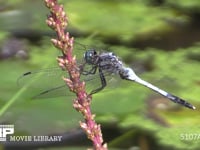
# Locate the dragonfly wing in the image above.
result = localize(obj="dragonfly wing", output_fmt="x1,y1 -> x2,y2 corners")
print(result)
32,84 -> 76,99
17,67 -> 70,99
17,65 -> 103,99
18,63 -> 122,99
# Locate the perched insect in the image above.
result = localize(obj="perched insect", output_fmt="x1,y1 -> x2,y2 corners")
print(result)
18,43 -> 195,110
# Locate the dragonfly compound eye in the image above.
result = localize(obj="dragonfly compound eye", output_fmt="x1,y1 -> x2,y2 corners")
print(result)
84,49 -> 97,64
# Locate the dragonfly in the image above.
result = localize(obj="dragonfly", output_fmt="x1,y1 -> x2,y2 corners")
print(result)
18,43 -> 196,110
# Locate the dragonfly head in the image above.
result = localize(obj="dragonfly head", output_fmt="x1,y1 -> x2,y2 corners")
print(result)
84,49 -> 98,64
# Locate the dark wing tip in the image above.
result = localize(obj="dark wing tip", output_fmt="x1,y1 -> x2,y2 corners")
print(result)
17,71 -> 32,86
23,71 -> 32,76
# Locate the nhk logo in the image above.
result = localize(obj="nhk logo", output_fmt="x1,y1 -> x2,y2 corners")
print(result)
0,125 -> 14,141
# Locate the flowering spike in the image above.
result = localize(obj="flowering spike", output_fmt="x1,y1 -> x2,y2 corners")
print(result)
44,0 -> 107,149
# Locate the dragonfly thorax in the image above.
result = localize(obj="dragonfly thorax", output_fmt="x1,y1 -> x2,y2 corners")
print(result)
98,52 -> 124,74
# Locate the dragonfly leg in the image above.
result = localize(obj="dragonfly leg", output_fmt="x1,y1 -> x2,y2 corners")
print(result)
81,65 -> 97,75
90,68 -> 107,95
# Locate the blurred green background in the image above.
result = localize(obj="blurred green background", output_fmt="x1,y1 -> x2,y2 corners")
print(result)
0,0 -> 200,150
